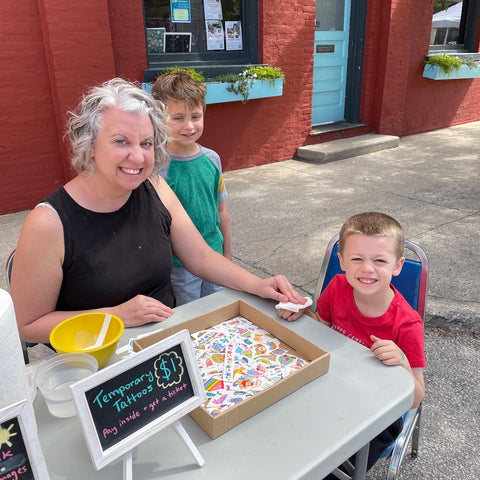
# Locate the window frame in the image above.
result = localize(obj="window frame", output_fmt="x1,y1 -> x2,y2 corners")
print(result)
429,0 -> 480,56
143,1 -> 259,82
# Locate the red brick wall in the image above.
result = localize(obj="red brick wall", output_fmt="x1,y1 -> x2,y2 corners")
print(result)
0,0 -> 64,213
0,0 -> 315,213
2,0 -> 480,214
37,0 -> 117,172
201,1 -> 316,171
108,1 -> 148,81
0,0 -> 117,213
107,0 -> 316,171
362,0 -> 480,136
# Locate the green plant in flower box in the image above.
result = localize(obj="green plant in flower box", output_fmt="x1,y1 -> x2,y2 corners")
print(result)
220,65 -> 285,103
157,66 -> 206,83
424,54 -> 479,74
156,64 -> 285,103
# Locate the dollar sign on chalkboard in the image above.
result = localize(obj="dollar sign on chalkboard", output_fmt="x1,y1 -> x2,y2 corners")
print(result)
158,358 -> 171,381
154,350 -> 183,388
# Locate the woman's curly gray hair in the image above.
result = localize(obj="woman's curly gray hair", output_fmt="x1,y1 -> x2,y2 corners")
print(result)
66,78 -> 169,177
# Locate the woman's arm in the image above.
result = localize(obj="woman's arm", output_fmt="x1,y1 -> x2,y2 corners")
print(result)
156,178 -> 305,304
11,206 -> 68,343
11,204 -> 176,343
218,201 -> 231,260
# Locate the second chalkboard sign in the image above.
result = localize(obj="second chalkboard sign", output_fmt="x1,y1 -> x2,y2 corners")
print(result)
0,400 -> 50,480
71,329 -> 205,470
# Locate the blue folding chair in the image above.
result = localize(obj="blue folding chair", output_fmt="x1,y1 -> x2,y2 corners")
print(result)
313,234 -> 428,480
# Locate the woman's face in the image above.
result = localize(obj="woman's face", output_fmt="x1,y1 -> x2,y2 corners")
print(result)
90,107 -> 155,193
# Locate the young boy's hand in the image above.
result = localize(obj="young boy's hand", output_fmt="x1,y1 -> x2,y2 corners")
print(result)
276,307 -> 332,327
276,308 -> 306,322
370,335 -> 408,367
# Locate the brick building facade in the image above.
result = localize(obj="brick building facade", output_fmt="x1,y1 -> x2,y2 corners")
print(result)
1,1 -> 479,214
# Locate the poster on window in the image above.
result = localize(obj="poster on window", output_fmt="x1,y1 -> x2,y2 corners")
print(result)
225,21 -> 242,50
146,28 -> 166,53
205,20 -> 225,50
203,0 -> 223,20
165,32 -> 192,52
170,0 -> 191,23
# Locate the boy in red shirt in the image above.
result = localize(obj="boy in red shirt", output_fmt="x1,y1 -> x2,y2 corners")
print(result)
278,212 -> 426,472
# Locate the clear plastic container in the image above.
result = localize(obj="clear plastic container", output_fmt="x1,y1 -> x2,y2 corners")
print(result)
35,352 -> 98,418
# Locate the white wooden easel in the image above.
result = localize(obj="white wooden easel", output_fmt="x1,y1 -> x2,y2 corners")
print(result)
121,420 -> 204,480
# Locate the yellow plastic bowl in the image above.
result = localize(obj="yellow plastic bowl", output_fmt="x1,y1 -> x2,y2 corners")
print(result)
50,312 -> 124,368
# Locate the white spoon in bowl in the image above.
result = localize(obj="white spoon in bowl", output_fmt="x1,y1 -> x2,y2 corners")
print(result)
84,314 -> 112,350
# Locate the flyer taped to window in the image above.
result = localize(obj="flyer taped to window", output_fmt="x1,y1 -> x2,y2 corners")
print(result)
226,21 -> 242,50
204,0 -> 223,20
206,20 -> 225,50
171,0 -> 191,23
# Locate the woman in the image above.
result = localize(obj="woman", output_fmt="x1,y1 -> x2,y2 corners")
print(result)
11,78 -> 305,344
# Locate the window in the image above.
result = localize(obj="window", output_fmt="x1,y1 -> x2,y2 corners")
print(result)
315,0 -> 345,31
430,0 -> 480,54
143,0 -> 258,80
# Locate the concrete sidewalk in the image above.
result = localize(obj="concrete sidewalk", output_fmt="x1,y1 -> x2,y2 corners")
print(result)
224,123 -> 480,336
223,122 -> 480,480
1,122 -> 479,478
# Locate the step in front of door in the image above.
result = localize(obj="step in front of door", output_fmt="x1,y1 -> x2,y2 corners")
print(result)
296,134 -> 399,163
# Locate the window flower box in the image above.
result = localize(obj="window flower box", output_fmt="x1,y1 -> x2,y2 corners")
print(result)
143,65 -> 285,104
422,53 -> 480,81
423,63 -> 480,80
142,77 -> 284,104
205,77 -> 283,104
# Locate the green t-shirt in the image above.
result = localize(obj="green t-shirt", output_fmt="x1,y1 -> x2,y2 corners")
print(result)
161,145 -> 227,266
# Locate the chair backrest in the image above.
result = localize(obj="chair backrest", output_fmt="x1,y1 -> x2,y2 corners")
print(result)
313,234 -> 428,319
5,249 -> 30,364
5,249 -> 15,291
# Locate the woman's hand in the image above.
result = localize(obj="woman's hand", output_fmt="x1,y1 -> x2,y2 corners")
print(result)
256,274 -> 306,304
112,295 -> 175,327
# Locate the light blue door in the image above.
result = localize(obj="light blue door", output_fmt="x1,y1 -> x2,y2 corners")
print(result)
312,0 -> 351,125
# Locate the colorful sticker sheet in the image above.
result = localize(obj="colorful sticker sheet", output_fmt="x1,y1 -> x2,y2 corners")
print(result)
191,316 -> 309,417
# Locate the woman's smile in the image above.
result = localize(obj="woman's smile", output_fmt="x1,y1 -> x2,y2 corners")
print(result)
119,167 -> 142,175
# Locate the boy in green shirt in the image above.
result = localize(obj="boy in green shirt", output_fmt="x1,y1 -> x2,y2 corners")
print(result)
152,72 -> 231,305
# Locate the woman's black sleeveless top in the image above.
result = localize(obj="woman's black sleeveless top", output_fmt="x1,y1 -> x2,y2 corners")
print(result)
44,181 -> 175,311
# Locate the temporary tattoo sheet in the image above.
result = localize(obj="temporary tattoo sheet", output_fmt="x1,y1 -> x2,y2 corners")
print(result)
191,316 -> 309,417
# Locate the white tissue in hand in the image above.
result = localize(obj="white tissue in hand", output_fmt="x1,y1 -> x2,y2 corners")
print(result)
275,297 -> 313,313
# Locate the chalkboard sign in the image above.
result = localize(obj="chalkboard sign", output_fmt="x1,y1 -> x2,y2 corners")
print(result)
71,329 -> 205,470
0,400 -> 50,480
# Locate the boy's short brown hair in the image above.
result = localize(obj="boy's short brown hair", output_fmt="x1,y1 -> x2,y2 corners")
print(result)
339,212 -> 405,259
151,71 -> 206,111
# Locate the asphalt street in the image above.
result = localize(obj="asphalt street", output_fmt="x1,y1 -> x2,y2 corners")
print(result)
222,123 -> 480,479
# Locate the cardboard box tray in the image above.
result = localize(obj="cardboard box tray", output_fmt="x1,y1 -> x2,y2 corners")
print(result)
134,300 -> 330,439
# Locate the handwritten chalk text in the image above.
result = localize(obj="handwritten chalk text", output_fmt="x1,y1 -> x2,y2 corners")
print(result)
92,370 -> 154,412
0,465 -> 28,480
119,410 -> 140,427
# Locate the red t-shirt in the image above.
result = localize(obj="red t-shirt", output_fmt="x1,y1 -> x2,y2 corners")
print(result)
317,275 -> 426,368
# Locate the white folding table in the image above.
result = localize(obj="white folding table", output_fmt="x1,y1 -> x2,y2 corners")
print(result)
33,289 -> 413,479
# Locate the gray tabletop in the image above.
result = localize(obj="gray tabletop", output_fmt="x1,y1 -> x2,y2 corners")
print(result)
34,290 -> 414,479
